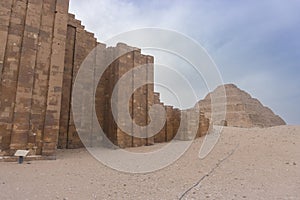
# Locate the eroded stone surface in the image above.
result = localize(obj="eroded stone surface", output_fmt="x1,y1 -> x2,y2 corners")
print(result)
0,0 -> 209,157
198,84 -> 286,128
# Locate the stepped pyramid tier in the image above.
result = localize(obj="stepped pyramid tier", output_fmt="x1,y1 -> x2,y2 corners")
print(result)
197,84 -> 286,128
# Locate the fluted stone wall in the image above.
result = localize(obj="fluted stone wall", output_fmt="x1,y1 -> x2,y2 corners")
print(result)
0,0 -> 70,157
0,0 -> 210,159
58,14 -> 98,149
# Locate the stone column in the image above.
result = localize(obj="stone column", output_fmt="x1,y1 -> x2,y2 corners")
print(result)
10,0 -> 44,150
42,0 -> 69,156
0,0 -> 29,153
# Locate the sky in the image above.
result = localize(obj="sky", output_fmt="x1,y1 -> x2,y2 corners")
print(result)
69,0 -> 300,125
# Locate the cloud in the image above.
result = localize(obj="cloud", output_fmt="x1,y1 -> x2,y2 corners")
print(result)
69,0 -> 185,41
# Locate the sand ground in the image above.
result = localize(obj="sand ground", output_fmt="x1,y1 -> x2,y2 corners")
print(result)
0,125 -> 299,200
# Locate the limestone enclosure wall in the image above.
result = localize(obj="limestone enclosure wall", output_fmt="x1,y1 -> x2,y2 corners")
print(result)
0,0 -> 210,158
58,14 -> 98,149
0,0 -> 69,157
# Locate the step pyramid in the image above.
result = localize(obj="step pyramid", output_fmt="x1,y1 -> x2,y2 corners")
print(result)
197,84 -> 286,128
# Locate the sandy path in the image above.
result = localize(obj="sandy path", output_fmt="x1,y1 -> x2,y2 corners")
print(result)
0,125 -> 299,200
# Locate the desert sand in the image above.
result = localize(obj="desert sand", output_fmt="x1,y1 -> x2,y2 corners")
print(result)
0,125 -> 299,200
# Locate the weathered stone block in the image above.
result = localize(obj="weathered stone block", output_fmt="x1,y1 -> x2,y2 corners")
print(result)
0,0 -> 212,158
